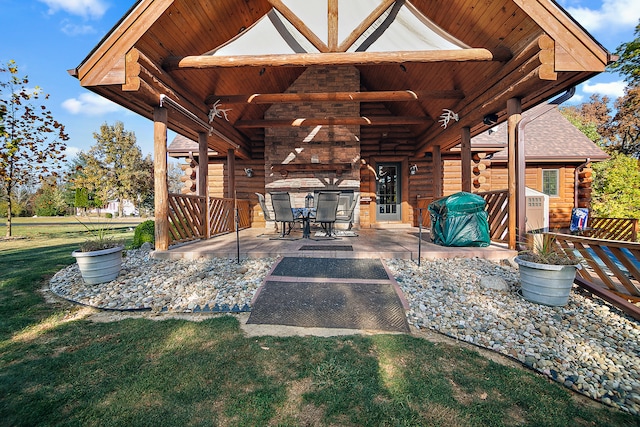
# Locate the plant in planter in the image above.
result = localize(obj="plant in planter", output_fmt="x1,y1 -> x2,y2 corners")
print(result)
72,219 -> 125,285
515,232 -> 581,306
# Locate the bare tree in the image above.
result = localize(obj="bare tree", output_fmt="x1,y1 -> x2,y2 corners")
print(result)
0,60 -> 68,237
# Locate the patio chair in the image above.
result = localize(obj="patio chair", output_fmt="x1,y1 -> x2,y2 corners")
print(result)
255,193 -> 279,237
335,194 -> 359,232
269,192 -> 301,240
312,191 -> 340,240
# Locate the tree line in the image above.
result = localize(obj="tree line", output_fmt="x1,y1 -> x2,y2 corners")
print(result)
0,61 -> 181,237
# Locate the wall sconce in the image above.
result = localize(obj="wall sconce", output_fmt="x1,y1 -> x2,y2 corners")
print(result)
244,168 -> 254,178
483,113 -> 498,126
409,164 -> 418,175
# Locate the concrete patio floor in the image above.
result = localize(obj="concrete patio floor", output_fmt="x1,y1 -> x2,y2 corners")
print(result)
152,226 -> 517,261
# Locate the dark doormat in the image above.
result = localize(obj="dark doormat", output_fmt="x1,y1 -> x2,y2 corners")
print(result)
247,281 -> 409,332
299,245 -> 353,251
271,257 -> 389,280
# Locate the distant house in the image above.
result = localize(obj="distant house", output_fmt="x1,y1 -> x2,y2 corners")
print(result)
101,200 -> 139,217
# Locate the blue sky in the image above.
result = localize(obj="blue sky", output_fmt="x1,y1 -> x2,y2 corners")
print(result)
1,0 -> 638,158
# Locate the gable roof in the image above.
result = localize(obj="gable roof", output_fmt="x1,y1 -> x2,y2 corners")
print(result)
472,103 -> 609,162
71,0 -> 614,159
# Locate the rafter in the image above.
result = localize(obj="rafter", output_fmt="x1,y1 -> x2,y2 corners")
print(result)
267,0 -> 329,53
164,48 -> 512,70
206,90 -> 464,105
338,0 -> 396,52
235,116 -> 432,128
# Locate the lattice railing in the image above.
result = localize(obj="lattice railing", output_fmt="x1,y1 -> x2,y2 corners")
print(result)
547,232 -> 640,320
589,217 -> 638,242
168,194 -> 206,244
168,194 -> 251,244
477,189 -> 508,242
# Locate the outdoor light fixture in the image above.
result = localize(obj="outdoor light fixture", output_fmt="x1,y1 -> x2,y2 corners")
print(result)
244,168 -> 254,178
483,113 -> 498,126
409,164 -> 418,175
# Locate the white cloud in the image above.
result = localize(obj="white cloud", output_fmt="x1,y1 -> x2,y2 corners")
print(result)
39,0 -> 108,20
581,80 -> 627,98
569,93 -> 585,103
61,21 -> 96,36
564,0 -> 640,32
64,146 -> 82,158
62,93 -> 121,116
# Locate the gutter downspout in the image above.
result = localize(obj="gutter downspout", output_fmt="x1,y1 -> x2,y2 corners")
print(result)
574,158 -> 591,208
516,87 -> 575,248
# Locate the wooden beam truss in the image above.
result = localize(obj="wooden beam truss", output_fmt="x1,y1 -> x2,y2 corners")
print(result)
163,48 -> 512,71
206,90 -> 464,105
235,116 -> 432,128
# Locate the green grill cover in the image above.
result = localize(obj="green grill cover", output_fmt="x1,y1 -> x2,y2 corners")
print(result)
428,192 -> 490,247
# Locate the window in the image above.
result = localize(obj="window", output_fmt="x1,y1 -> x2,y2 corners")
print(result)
542,169 -> 559,196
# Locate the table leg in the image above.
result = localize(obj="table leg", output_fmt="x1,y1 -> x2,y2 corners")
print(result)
303,218 -> 310,238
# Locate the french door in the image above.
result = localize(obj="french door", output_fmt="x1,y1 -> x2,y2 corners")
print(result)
376,163 -> 401,221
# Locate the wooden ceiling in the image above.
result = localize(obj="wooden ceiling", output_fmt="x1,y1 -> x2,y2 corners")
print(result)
71,0 -> 613,160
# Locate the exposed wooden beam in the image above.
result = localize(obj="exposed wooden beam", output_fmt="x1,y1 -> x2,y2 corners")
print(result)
461,127 -> 471,193
266,0 -> 329,53
206,90 -> 464,105
338,0 -> 395,52
328,0 -> 338,51
164,48 -> 512,70
507,98 -> 522,251
153,107 -> 169,251
235,116 -> 432,128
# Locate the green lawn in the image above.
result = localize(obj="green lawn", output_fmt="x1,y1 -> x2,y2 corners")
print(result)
0,224 -> 637,426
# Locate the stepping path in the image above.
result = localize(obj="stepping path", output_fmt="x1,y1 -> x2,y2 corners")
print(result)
247,257 -> 410,333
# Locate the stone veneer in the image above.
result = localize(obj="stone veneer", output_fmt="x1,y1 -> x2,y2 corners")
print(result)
264,66 -> 361,211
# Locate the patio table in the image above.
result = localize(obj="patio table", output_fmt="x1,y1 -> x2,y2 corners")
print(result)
292,207 -> 316,238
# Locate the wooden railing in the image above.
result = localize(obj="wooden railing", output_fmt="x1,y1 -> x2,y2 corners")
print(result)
548,232 -> 640,320
168,194 -> 206,243
477,190 -> 508,242
589,217 -> 638,242
168,194 -> 251,244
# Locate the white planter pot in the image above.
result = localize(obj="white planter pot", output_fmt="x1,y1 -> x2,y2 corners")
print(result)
72,246 -> 123,285
514,256 -> 578,307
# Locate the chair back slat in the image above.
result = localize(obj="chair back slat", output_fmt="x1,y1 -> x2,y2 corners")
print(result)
255,193 -> 272,222
315,192 -> 340,222
270,192 -> 294,222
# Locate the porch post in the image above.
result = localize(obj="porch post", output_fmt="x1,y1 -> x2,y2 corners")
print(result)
153,107 -> 169,251
198,131 -> 210,237
507,98 -> 522,250
227,148 -> 236,230
461,127 -> 471,193
432,145 -> 442,198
